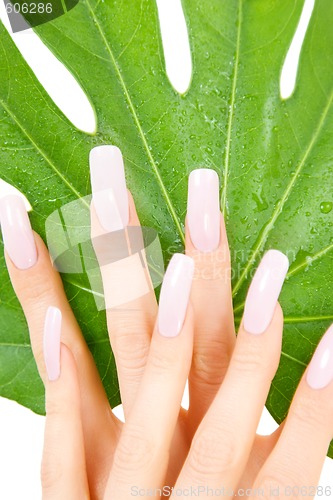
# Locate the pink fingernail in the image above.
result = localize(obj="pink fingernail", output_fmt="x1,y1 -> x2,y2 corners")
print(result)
243,250 -> 289,335
158,254 -> 194,337
43,306 -> 62,381
306,325 -> 333,389
0,194 -> 37,270
89,145 -> 129,232
187,169 -> 220,252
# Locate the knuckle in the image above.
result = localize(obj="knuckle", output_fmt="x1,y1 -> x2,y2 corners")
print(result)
41,455 -> 63,493
45,394 -> 70,418
113,425 -> 155,474
257,475 -> 286,499
188,427 -> 239,478
191,340 -> 230,389
232,341 -> 273,375
149,343 -> 181,374
18,269 -> 57,305
292,394 -> 328,428
114,331 -> 149,372
108,309 -> 154,335
232,349 -> 262,374
257,471 -> 305,500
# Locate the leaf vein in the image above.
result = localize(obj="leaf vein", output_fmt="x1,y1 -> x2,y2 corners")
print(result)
221,0 -> 242,213
84,0 -> 185,244
0,99 -> 88,207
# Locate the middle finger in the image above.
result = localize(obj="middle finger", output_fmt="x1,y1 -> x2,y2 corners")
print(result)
185,169 -> 235,430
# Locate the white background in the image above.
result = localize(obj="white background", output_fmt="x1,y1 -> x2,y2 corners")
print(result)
0,0 -> 332,497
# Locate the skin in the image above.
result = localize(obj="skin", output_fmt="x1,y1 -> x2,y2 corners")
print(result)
4,191 -> 333,499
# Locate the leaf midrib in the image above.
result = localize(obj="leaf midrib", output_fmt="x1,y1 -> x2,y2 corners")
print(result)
221,0 -> 242,214
84,0 -> 185,245
287,241 -> 333,277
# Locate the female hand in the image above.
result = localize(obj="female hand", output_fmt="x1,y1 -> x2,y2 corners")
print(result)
1,146 -> 332,499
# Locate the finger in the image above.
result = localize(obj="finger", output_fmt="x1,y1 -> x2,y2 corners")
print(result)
254,325 -> 333,499
41,307 -> 89,499
0,195 -> 118,498
185,169 -> 235,430
90,146 -> 157,418
176,250 -> 289,496
105,254 -> 194,499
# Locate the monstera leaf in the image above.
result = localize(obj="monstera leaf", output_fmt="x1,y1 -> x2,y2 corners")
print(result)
1,0 -> 333,457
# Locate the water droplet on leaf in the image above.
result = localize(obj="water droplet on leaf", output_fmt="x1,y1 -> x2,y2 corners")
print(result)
320,201 -> 332,214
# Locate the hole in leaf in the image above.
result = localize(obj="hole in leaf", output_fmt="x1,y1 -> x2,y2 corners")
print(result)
112,404 -> 125,422
0,179 -> 32,211
156,0 -> 192,94
280,0 -> 315,100
0,7 -> 96,133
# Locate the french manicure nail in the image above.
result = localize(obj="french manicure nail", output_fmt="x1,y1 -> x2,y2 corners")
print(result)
89,145 -> 129,232
0,194 -> 37,270
243,250 -> 289,335
187,169 -> 220,252
306,325 -> 333,389
158,254 -> 194,337
43,306 -> 62,381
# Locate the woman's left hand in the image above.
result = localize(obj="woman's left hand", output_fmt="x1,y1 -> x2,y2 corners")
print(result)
2,149 -> 332,499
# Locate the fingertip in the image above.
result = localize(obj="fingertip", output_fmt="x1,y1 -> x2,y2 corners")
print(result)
158,254 -> 194,338
6,237 -> 66,324
5,230 -> 54,282
239,302 -> 284,340
243,251 -> 288,335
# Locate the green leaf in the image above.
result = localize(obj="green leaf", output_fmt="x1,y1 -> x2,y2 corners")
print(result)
0,0 -> 333,457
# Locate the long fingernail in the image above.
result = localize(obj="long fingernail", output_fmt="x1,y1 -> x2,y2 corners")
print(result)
306,325 -> 333,389
243,250 -> 289,335
89,145 -> 129,232
187,169 -> 220,252
43,306 -> 62,381
0,194 -> 37,270
158,254 -> 194,337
